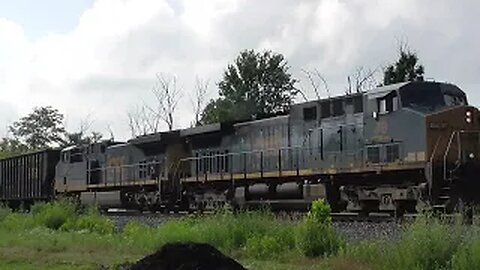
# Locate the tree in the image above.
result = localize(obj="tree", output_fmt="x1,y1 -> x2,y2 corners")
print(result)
0,137 -> 28,159
128,73 -> 183,136
9,106 -> 66,150
63,116 -> 104,146
301,68 -> 330,100
383,45 -> 424,85
201,50 -> 298,124
190,77 -> 209,127
200,98 -> 236,124
127,105 -> 160,137
150,73 -> 182,131
346,66 -> 379,94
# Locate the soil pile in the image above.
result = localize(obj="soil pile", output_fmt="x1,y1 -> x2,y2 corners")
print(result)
127,242 -> 246,270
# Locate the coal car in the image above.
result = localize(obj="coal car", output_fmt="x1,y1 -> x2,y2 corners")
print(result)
0,149 -> 60,208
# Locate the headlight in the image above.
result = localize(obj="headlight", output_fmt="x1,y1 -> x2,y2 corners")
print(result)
466,111 -> 473,123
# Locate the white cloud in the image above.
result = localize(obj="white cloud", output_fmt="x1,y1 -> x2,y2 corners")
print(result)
0,0 -> 479,140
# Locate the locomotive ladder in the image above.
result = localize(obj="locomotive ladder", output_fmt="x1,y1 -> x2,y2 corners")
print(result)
434,130 -> 480,212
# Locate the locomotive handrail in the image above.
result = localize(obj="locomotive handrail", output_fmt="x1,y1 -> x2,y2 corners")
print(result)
443,131 -> 458,181
179,146 -> 361,162
442,130 -> 480,181
175,146 -> 364,183
85,159 -> 168,186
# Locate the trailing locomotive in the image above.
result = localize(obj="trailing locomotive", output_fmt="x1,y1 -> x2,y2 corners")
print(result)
0,81 -> 479,215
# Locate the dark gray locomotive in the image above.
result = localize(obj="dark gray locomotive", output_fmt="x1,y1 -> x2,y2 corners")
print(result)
1,81 -> 479,214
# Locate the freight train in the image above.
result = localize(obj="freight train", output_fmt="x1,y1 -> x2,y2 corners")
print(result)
1,81 -> 479,215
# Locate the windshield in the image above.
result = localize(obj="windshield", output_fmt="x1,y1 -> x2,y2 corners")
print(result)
399,83 -> 445,112
399,83 -> 468,113
444,93 -> 466,107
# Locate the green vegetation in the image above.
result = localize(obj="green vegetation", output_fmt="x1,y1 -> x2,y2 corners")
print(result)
201,49 -> 298,124
383,43 -> 424,86
296,199 -> 345,257
0,200 -> 479,269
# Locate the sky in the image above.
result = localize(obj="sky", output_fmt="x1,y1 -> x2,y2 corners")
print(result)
0,0 -> 479,141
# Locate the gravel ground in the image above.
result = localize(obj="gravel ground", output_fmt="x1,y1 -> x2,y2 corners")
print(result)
107,213 -> 404,242
333,221 -> 404,242
107,213 -> 178,231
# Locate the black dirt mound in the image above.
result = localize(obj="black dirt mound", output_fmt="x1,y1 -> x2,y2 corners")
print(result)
128,242 -> 246,270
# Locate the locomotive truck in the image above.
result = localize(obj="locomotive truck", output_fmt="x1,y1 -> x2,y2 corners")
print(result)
0,81 -> 478,215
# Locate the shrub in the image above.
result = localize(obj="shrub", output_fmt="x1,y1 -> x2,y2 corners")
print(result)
452,234 -> 480,270
246,234 -> 291,259
32,200 -> 76,230
296,221 -> 344,257
61,211 -> 114,235
377,216 -> 465,270
1,212 -> 35,231
308,198 -> 332,225
0,205 -> 11,222
296,199 -> 344,257
343,240 -> 385,264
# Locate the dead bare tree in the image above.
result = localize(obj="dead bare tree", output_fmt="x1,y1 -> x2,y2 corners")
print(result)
128,73 -> 182,136
301,68 -> 331,100
346,66 -> 379,94
296,87 -> 309,102
128,105 -> 155,137
106,124 -> 115,141
149,73 -> 182,131
190,77 -> 209,127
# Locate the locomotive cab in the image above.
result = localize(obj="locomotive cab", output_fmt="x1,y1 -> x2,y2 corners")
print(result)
54,141 -> 115,193
334,81 -> 478,214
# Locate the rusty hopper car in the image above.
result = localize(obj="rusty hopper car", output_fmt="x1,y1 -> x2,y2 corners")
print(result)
0,149 -> 60,208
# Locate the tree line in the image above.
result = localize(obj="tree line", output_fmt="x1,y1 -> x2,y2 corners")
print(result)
0,44 -> 424,158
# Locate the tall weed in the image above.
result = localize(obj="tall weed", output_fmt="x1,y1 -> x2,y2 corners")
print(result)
452,228 -> 480,270
296,199 -> 345,257
384,216 -> 464,270
32,200 -> 76,230
61,206 -> 114,235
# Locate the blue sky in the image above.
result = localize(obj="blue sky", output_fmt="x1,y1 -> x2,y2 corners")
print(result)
0,0 -> 479,140
0,0 -> 93,39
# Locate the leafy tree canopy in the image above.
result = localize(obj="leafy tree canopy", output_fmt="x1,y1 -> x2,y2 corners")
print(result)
9,106 -> 66,150
3,106 -> 104,157
201,49 -> 298,124
383,45 -> 424,85
0,138 -> 29,159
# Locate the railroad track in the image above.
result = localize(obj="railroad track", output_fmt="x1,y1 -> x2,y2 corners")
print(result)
103,208 -> 480,225
103,209 -> 399,223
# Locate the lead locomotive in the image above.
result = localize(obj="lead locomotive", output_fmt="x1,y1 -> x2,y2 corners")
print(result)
1,81 -> 479,215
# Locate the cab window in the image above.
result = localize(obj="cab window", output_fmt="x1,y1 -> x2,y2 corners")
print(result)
400,84 -> 444,111
69,148 -> 83,163
444,94 -> 466,107
377,91 -> 399,114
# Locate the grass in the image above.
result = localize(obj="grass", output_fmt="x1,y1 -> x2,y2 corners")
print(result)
0,200 -> 479,269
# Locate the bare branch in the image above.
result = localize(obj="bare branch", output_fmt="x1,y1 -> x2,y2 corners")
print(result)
190,77 -> 209,127
78,114 -> 93,136
146,73 -> 183,131
106,124 -> 115,141
345,66 -> 379,94
301,68 -> 320,100
296,88 -> 309,102
301,68 -> 331,99
313,68 -> 330,98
